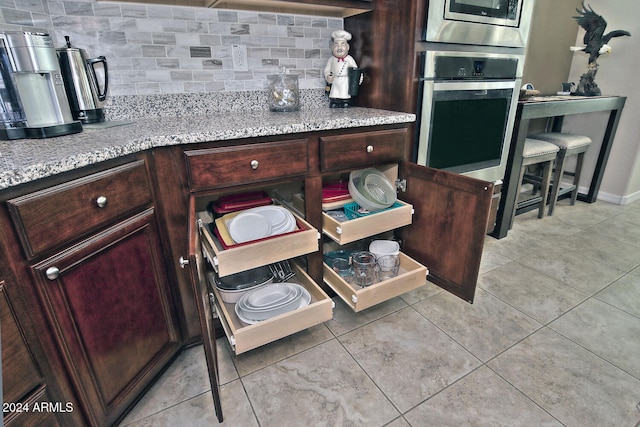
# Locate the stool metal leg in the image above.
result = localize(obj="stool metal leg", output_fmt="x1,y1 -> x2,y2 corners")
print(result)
548,149 -> 566,216
571,151 -> 586,205
539,160 -> 553,219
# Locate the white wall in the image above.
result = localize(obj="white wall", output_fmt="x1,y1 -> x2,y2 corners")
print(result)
563,0 -> 640,204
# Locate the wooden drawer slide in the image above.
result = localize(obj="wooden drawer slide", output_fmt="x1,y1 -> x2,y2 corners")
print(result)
322,200 -> 413,244
323,252 -> 427,312
210,262 -> 333,354
200,212 -> 318,277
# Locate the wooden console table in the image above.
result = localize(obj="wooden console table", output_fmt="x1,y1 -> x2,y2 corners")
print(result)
491,95 -> 627,239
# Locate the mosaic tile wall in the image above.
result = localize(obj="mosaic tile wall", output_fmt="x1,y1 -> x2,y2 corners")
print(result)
0,0 -> 343,96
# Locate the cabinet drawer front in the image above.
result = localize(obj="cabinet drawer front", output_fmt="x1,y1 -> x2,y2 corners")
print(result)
185,139 -> 308,191
323,251 -> 427,312
212,261 -> 333,355
7,161 -> 152,257
320,129 -> 407,171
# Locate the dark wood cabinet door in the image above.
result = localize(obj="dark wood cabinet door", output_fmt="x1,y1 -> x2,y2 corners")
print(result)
30,209 -> 180,426
399,161 -> 493,303
187,196 -> 223,422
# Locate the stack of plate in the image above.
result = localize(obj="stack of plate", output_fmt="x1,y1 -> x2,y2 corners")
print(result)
228,205 -> 296,244
212,266 -> 274,303
234,283 -> 311,324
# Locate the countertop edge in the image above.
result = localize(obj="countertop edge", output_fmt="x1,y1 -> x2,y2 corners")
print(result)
0,109 -> 416,192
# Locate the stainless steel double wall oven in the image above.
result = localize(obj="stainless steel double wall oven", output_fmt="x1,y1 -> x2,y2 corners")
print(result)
417,0 -> 534,183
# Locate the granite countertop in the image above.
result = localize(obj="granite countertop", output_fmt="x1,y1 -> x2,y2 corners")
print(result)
0,107 -> 415,191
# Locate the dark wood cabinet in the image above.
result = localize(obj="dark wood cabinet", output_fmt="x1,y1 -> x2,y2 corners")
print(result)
1,159 -> 181,426
1,277 -> 60,426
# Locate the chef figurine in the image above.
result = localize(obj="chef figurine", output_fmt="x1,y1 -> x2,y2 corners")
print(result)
324,30 -> 360,108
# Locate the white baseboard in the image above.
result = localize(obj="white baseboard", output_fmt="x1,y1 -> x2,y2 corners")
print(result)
589,186 -> 640,205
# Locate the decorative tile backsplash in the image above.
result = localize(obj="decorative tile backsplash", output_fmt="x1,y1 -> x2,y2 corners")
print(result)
0,0 -> 342,97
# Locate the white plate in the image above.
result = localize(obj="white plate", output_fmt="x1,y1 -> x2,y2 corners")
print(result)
228,212 -> 272,243
235,284 -> 311,324
243,283 -> 297,310
245,205 -> 296,236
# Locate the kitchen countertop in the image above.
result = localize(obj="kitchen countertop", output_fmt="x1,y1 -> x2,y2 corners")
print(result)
0,107 -> 415,191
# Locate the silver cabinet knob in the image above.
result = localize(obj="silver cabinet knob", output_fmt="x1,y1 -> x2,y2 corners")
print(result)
96,195 -> 108,208
179,256 -> 189,268
366,145 -> 374,153
250,160 -> 259,170
46,266 -> 60,280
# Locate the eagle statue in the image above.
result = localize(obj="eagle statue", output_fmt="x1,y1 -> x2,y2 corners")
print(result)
569,2 -> 630,96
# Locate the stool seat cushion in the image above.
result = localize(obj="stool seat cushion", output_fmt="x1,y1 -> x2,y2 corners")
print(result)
523,138 -> 560,158
529,132 -> 592,149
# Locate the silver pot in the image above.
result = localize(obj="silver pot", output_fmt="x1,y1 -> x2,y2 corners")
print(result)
57,36 -> 108,124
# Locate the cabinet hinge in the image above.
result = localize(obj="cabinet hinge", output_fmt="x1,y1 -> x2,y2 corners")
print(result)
395,178 -> 407,192
208,292 -> 218,318
197,218 -> 204,234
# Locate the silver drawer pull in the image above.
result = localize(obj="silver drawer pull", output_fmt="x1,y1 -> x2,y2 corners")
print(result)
46,266 -> 60,280
250,160 -> 259,170
96,195 -> 108,208
366,145 -> 374,153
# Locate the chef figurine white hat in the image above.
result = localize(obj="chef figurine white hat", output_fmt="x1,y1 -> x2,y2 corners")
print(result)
331,29 -> 352,42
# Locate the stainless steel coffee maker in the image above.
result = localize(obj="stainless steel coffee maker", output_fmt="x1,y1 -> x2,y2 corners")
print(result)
0,32 -> 82,139
57,36 -> 108,124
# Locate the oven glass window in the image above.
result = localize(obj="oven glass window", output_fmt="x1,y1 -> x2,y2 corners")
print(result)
449,0 -> 518,20
428,91 -> 511,172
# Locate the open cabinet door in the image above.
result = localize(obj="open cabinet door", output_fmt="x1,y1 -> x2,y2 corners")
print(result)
187,196 -> 223,422
399,161 -> 493,303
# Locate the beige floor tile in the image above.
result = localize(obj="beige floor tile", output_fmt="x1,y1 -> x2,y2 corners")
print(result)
478,261 -> 588,324
121,343 -> 233,425
554,230 -> 640,271
324,295 -> 407,336
488,328 -> 640,427
516,244 -> 626,295
549,298 -> 640,378
230,323 -> 334,377
413,288 -> 542,362
405,366 -> 562,426
241,339 -> 399,427
338,307 -> 480,413
595,273 -> 640,317
124,380 -> 257,427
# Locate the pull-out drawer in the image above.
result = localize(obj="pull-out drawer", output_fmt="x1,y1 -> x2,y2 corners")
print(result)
319,128 -> 407,172
322,200 -> 413,245
199,212 -> 318,277
7,160 -> 152,258
323,252 -> 427,312
210,262 -> 333,354
185,139 -> 308,191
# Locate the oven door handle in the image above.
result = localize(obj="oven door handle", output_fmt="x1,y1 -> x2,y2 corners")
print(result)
432,80 -> 517,91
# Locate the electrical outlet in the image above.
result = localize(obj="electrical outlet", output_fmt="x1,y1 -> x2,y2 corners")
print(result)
232,44 -> 248,71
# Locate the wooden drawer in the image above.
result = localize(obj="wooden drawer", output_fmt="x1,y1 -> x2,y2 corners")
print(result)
200,212 -> 318,277
319,128 -> 407,172
185,139 -> 308,191
323,200 -> 413,244
211,262 -> 333,354
323,252 -> 427,312
7,160 -> 152,258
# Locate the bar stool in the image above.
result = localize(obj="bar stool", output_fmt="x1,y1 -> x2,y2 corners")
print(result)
528,132 -> 592,215
511,138 -> 560,228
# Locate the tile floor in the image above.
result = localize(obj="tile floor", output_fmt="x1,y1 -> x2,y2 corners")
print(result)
120,197 -> 640,427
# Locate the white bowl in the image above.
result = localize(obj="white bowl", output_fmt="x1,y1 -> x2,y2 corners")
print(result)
369,240 -> 400,259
